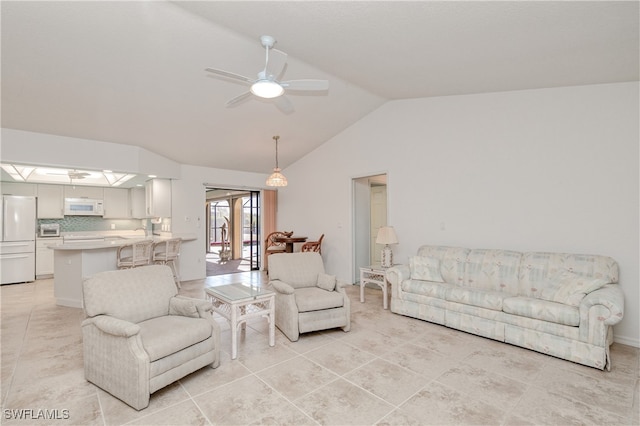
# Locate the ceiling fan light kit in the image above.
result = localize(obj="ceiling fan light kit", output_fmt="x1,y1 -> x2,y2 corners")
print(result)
206,35 -> 328,112
251,79 -> 284,99
266,135 -> 288,187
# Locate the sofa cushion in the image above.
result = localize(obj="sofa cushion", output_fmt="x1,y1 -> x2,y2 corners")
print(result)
446,287 -> 508,311
410,256 -> 444,282
536,270 -> 610,307
401,279 -> 454,299
317,273 -> 337,291
139,316 -> 213,362
295,287 -> 344,313
417,246 -> 469,284
502,296 -> 580,326
464,249 -> 521,293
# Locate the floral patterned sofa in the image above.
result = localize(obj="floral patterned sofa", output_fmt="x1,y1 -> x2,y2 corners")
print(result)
386,246 -> 624,370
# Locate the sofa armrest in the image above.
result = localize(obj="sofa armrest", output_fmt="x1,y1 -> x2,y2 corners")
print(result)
82,315 -> 140,337
270,279 -> 295,295
580,284 -> 624,326
386,265 -> 410,287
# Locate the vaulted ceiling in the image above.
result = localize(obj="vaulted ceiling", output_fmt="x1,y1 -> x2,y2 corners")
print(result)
2,1 -> 638,173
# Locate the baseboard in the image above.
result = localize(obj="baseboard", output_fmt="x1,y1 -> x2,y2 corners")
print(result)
614,334 -> 640,348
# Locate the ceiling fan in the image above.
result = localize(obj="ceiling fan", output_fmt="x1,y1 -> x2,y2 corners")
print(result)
205,35 -> 329,114
67,170 -> 90,180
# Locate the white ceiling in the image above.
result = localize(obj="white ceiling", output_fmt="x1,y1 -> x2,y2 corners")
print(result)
2,1 -> 638,174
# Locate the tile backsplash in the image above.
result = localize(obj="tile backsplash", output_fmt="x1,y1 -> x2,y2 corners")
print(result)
39,217 -> 149,233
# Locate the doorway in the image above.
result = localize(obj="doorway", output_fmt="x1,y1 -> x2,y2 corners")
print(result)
205,188 -> 260,276
352,174 -> 388,283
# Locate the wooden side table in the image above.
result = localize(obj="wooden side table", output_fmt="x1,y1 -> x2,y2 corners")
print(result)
359,264 -> 391,309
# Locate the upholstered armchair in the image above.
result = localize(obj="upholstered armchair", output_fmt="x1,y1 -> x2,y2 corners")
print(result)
81,265 -> 220,410
268,252 -> 350,341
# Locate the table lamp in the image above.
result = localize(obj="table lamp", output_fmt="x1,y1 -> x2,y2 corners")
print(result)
376,226 -> 398,268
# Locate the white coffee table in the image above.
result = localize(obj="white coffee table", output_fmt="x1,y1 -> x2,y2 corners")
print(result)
205,283 -> 275,359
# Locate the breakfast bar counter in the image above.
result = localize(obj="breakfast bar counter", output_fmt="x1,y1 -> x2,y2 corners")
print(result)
49,231 -> 195,308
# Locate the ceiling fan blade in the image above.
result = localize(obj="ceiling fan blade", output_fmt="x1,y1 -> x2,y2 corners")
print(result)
225,91 -> 252,108
281,79 -> 329,91
205,67 -> 253,84
273,95 -> 295,114
266,49 -> 287,80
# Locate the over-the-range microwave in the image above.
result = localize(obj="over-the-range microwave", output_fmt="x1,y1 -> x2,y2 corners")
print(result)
63,198 -> 104,216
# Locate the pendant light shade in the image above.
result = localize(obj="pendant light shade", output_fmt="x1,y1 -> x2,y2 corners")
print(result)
266,135 -> 288,187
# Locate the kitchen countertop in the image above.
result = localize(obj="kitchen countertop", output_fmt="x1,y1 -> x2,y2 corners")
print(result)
47,230 -> 196,250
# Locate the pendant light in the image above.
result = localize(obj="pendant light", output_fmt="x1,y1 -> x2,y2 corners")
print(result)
266,135 -> 288,187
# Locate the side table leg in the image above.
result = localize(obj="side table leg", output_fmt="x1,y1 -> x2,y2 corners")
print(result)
230,305 -> 238,359
268,295 -> 275,347
383,280 -> 388,310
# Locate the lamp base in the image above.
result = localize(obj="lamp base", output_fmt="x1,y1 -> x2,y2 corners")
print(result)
381,245 -> 393,268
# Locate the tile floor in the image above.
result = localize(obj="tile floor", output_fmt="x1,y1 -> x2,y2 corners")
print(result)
1,271 -> 638,425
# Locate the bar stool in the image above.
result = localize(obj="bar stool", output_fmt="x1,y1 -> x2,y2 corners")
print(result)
116,240 -> 154,269
152,238 -> 182,288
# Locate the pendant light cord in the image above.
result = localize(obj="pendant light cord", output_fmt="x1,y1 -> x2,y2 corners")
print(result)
273,135 -> 280,169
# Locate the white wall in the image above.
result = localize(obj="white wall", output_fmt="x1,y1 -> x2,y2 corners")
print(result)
277,82 -> 639,347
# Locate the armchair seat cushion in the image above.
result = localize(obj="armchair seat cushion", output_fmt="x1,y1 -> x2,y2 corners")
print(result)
139,316 -> 214,362
295,287 -> 344,313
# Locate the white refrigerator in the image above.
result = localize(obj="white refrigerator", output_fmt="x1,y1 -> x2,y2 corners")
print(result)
0,195 -> 36,285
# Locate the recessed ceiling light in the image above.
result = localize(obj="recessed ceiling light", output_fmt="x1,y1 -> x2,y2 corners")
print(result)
148,174 -> 157,178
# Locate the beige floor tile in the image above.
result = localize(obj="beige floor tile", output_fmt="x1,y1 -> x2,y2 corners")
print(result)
128,400 -> 210,425
294,378 -> 394,425
460,344 -> 546,382
398,381 -> 506,425
257,355 -> 338,400
99,382 -> 191,426
305,340 -> 377,376
509,385 -> 631,425
194,375 -> 290,425
344,358 -> 427,405
380,341 -> 457,379
436,363 -> 527,410
338,327 -> 406,357
533,363 -> 637,419
179,352 -> 252,397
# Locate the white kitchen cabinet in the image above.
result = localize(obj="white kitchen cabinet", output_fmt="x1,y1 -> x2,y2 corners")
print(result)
1,182 -> 37,196
36,184 -> 64,218
63,185 -> 104,199
36,237 -> 61,277
145,179 -> 171,218
129,187 -> 146,218
103,188 -> 130,218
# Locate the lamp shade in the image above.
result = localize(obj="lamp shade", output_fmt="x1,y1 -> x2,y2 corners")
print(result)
376,226 -> 398,245
266,168 -> 287,187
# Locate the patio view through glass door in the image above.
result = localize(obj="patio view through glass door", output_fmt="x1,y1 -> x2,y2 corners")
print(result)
205,189 -> 260,276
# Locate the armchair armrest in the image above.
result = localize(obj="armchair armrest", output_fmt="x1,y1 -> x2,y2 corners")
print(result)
170,296 -> 211,318
270,279 -> 295,295
580,284 -> 624,326
82,315 -> 140,337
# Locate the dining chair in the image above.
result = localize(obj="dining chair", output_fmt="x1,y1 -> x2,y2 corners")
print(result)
264,231 -> 293,271
301,234 -> 324,254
